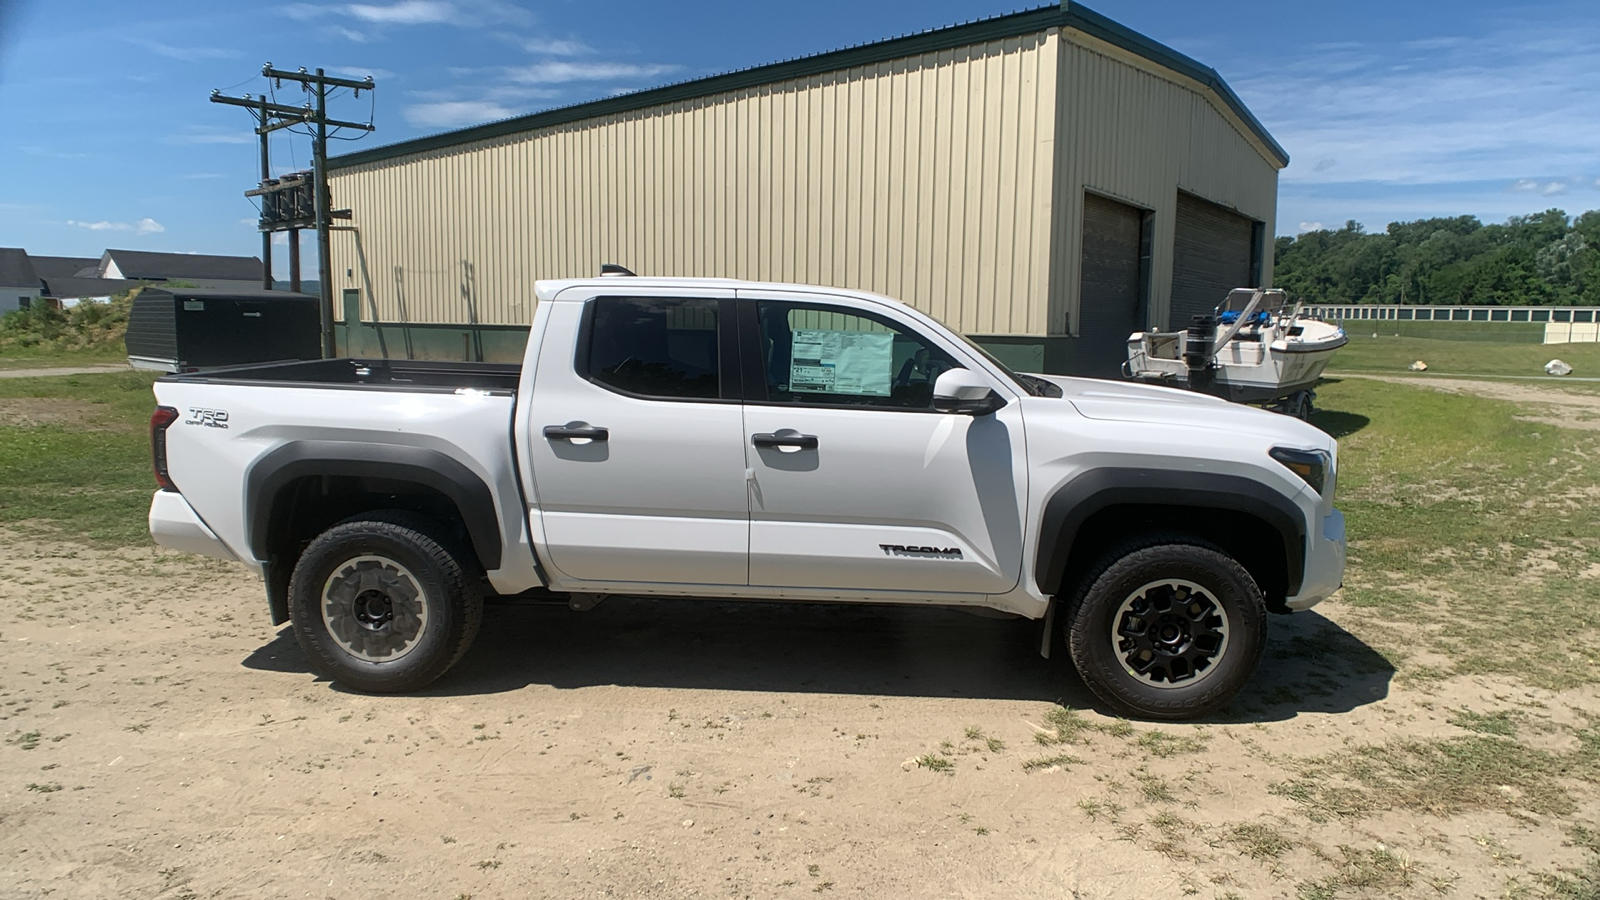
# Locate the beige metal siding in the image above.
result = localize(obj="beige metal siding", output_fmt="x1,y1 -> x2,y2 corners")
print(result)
329,33 -> 1059,334
1050,33 -> 1280,335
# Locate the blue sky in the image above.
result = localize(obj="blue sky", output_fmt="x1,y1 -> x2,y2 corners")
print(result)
1,0 -> 1596,276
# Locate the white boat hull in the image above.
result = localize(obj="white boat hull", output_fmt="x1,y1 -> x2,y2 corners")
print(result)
1125,289 -> 1348,409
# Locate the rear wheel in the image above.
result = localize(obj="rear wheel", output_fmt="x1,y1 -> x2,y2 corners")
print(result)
288,511 -> 483,693
1064,538 -> 1265,720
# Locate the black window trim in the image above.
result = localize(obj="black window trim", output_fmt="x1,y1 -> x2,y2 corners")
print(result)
736,296 -> 964,415
574,295 -> 742,405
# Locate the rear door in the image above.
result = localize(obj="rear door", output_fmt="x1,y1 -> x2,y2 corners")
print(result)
523,286 -> 749,586
736,290 -> 1028,597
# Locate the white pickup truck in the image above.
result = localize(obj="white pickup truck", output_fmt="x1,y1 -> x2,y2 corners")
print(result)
147,276 -> 1344,719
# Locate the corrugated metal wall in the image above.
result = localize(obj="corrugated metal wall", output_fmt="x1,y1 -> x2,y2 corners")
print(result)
329,33 -> 1059,335
1050,33 -> 1280,334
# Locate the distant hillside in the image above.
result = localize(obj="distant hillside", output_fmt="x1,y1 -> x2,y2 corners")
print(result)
1274,208 -> 1600,307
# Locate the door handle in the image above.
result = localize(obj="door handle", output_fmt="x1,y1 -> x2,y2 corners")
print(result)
544,422 -> 609,441
752,431 -> 818,450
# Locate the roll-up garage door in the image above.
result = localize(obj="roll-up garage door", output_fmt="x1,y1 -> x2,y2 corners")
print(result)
1169,192 -> 1257,329
1077,193 -> 1145,378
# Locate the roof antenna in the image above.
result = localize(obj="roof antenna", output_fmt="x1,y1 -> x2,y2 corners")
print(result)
599,263 -> 636,277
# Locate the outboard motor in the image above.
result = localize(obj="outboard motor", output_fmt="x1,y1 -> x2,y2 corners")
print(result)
1184,314 -> 1217,392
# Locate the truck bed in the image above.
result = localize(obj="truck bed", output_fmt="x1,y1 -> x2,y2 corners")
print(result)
160,357 -> 522,394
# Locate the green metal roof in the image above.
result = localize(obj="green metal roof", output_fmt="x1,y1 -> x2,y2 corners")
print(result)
328,2 -> 1288,171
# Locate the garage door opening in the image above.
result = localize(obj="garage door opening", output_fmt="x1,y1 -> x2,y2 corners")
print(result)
1077,192 -> 1150,379
1169,192 -> 1262,330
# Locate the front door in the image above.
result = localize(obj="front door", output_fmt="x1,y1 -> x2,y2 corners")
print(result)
524,289 -> 748,586
738,291 -> 1027,597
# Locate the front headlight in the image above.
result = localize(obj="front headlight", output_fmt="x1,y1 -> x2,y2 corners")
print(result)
1269,446 -> 1331,494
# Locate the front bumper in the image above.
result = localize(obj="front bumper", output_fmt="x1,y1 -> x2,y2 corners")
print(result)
148,491 -> 237,561
1285,507 -> 1345,611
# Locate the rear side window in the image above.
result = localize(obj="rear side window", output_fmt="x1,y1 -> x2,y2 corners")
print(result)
585,296 -> 720,399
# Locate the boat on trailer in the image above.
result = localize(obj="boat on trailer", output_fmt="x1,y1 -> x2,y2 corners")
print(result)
1124,288 -> 1348,419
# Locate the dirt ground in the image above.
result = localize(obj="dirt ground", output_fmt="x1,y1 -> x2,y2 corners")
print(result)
1340,373 -> 1600,430
2,534 -> 1595,900
0,365 -> 130,380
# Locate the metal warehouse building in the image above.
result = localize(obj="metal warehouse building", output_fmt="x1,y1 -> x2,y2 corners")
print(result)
326,1 -> 1286,375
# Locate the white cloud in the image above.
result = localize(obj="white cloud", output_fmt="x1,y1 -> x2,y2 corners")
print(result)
506,60 -> 677,84
521,37 -> 591,56
1298,222 -> 1324,233
333,26 -> 369,43
19,146 -> 89,159
334,66 -> 394,80
346,1 -> 453,24
288,0 -> 532,29
68,218 -> 165,235
167,130 -> 253,145
1232,18 -> 1600,187
404,99 -> 515,128
1508,178 -> 1586,196
128,38 -> 240,62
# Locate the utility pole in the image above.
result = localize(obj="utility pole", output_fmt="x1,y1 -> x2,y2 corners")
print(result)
211,65 -> 374,357
258,96 -> 272,291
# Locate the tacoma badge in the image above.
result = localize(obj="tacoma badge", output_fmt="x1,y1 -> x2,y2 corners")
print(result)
879,544 -> 962,559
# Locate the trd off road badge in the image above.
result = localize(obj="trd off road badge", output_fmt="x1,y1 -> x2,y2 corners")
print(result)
185,408 -> 230,429
879,544 -> 963,559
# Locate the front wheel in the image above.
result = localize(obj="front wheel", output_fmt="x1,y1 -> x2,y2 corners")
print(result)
1064,539 -> 1266,720
288,511 -> 483,693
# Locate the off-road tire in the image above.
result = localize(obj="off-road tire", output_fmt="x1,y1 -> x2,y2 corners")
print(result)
288,510 -> 484,693
1064,536 -> 1266,720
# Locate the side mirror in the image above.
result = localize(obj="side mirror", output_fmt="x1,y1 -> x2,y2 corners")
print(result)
933,368 -> 1007,416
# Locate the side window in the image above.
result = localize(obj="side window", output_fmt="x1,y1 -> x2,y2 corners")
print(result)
585,296 -> 720,400
756,301 -> 958,409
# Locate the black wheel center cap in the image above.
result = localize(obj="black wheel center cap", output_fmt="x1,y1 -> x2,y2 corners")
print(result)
354,590 -> 394,630
1156,618 -> 1188,649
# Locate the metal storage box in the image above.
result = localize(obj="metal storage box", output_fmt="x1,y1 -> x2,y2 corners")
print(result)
126,288 -> 322,373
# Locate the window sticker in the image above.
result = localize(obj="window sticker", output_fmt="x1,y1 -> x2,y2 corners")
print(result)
789,328 -> 893,396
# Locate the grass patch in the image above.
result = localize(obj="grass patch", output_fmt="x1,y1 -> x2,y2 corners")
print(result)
0,292 -> 134,366
1447,708 -> 1520,736
1329,333 -> 1600,378
1228,822 -> 1295,861
1270,731 -> 1590,822
1020,753 -> 1081,773
1311,376 -> 1600,689
0,371 -> 160,547
1136,729 -> 1209,757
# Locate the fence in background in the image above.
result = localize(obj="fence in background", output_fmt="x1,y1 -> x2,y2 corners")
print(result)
1305,305 -> 1600,344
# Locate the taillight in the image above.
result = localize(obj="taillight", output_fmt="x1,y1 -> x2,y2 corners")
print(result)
151,406 -> 180,492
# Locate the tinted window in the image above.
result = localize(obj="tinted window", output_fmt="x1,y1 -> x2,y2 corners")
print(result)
586,296 -> 720,399
756,301 -> 957,409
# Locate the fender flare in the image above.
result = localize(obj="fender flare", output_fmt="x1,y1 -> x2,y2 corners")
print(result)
1034,468 -> 1306,597
246,440 -> 504,570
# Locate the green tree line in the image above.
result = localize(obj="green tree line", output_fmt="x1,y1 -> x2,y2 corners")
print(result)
1273,208 -> 1600,307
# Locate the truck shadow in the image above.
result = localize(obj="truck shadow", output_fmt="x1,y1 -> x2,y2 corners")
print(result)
243,598 -> 1392,722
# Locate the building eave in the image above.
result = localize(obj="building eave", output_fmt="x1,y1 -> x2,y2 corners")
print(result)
328,1 -> 1286,172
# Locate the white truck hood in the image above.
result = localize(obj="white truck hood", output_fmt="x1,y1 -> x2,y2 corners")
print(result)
1024,374 -> 1328,447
